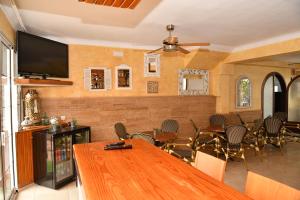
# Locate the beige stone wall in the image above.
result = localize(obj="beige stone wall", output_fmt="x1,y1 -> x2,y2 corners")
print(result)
31,45 -> 227,98
39,96 -> 216,141
0,9 -> 15,44
225,37 -> 300,63
213,63 -> 291,113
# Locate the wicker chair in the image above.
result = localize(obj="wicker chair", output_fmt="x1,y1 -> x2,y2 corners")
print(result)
161,119 -> 179,133
114,122 -> 130,140
243,118 -> 265,155
264,116 -> 284,150
222,125 -> 248,169
273,112 -> 287,122
209,114 -> 226,127
130,133 -> 155,145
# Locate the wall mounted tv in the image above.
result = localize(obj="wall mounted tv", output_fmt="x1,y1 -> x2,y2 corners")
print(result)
17,31 -> 69,78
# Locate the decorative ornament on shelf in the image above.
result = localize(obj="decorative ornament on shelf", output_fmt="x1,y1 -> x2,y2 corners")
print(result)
21,116 -> 33,128
41,113 -> 50,125
50,117 -> 59,132
24,89 -> 41,123
70,118 -> 77,129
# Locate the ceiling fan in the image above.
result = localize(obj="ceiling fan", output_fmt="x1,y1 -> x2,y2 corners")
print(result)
148,24 -> 210,54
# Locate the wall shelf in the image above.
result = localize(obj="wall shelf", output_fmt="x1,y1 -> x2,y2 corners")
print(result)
14,78 -> 73,86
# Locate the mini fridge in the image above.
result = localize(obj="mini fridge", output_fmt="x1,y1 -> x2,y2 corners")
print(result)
32,126 -> 90,189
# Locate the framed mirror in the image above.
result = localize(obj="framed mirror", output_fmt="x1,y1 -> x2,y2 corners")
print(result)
144,54 -> 160,77
178,69 -> 209,95
115,64 -> 132,89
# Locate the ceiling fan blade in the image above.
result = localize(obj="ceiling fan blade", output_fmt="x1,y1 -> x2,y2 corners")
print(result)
178,42 -> 210,46
177,47 -> 190,54
196,48 -> 210,52
147,47 -> 163,54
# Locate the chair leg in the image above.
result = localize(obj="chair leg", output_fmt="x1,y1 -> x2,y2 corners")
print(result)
279,142 -> 284,156
241,153 -> 248,171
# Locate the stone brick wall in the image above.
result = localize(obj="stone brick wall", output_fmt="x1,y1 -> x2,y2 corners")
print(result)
40,96 -> 216,141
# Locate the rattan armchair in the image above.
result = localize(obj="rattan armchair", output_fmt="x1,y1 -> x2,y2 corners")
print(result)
209,114 -> 226,127
264,116 -> 285,151
114,122 -> 130,140
222,125 -> 248,169
130,133 -> 155,144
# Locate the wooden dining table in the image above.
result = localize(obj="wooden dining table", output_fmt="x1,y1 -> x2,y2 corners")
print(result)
202,125 -> 225,133
142,131 -> 177,143
73,139 -> 251,200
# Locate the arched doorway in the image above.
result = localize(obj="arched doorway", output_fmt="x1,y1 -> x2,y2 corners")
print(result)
287,75 -> 300,122
261,72 -> 287,119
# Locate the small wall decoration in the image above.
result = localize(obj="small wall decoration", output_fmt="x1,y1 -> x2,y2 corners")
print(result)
147,81 -> 159,93
115,64 -> 132,89
144,54 -> 160,77
84,67 -> 111,91
178,69 -> 209,95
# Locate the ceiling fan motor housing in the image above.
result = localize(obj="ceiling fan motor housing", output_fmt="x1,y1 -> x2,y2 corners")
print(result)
163,44 -> 177,52
166,24 -> 175,31
163,37 -> 178,45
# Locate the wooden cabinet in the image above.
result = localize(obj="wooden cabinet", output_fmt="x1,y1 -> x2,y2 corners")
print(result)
16,126 -> 49,188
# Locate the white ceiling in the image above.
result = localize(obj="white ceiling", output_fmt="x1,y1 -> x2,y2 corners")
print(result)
5,0 -> 300,51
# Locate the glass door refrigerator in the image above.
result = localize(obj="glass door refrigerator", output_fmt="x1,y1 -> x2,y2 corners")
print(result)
33,126 -> 90,189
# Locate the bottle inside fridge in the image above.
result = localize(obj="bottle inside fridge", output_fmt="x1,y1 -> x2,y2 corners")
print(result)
55,135 -> 73,183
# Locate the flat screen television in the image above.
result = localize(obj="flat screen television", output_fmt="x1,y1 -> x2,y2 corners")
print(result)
17,31 -> 69,78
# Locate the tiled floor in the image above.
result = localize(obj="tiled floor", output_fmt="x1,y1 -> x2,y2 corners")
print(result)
16,181 -> 78,200
17,142 -> 300,200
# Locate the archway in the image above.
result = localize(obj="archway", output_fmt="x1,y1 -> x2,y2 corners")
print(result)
287,75 -> 300,122
261,72 -> 287,119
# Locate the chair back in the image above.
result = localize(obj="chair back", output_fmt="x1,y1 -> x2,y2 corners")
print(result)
226,125 -> 247,145
194,151 -> 226,182
264,117 -> 282,135
245,171 -> 300,200
209,114 -> 226,127
253,118 -> 263,132
273,112 -> 287,122
114,122 -> 129,140
130,133 -> 155,144
161,119 -> 179,133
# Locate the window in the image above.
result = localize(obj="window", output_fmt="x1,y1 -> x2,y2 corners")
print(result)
236,77 -> 251,108
84,67 -> 112,91
115,64 -> 132,89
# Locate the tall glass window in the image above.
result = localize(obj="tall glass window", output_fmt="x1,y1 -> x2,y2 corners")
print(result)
236,77 -> 251,108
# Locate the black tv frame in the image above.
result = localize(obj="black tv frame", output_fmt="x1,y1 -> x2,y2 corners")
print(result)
17,31 -> 69,79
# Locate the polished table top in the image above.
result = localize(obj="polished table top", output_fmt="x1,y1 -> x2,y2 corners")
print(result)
73,140 -> 251,200
202,125 -> 225,133
142,131 -> 177,142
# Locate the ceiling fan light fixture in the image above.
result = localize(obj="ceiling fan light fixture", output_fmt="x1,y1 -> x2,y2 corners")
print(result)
163,44 -> 177,52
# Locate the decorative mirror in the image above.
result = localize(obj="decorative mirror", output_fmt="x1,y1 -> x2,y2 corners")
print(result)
84,67 -> 112,91
115,64 -> 132,89
144,54 -> 160,77
236,76 -> 251,108
178,69 -> 209,95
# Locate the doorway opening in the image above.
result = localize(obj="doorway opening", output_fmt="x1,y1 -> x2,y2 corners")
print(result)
262,72 -> 287,119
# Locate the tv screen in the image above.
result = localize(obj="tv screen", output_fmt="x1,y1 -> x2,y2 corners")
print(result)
17,31 -> 69,78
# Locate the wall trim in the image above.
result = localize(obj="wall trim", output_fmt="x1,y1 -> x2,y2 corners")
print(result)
232,31 -> 300,52
0,0 -> 26,31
